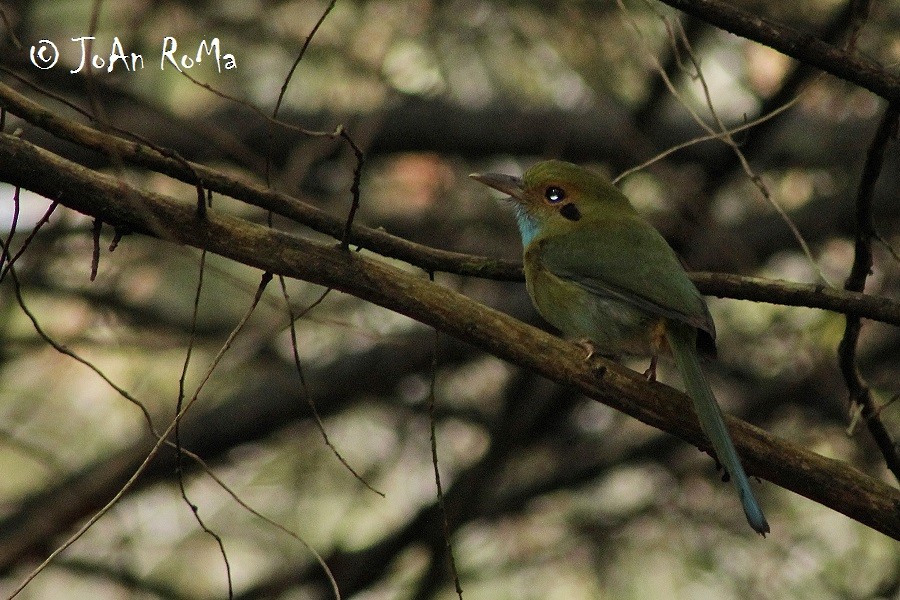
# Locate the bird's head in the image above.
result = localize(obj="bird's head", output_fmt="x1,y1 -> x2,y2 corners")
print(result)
470,159 -> 632,245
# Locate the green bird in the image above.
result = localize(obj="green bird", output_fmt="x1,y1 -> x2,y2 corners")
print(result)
471,160 -> 769,535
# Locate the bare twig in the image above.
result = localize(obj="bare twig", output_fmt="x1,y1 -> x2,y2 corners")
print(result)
0,200 -> 58,283
173,248 -> 234,599
837,102 -> 900,481
10,263 -> 158,434
7,270 -> 271,597
621,1 -> 826,283
166,66 -> 343,140
273,0 -> 337,121
612,88 -> 807,184
340,128 -> 364,249
256,0 -> 368,493
657,0 -> 900,102
0,185 -> 19,273
266,0 -> 337,185
280,277 -> 384,497
181,449 -> 342,600
427,275 -> 464,600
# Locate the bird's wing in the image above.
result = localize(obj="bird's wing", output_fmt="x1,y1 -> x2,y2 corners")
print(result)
536,216 -> 715,337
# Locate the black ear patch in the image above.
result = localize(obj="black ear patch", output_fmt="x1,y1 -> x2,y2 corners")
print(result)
559,203 -> 581,221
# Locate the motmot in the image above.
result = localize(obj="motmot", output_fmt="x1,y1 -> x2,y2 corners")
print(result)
471,160 -> 769,535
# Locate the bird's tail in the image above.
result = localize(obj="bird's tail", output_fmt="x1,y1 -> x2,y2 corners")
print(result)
666,322 -> 770,536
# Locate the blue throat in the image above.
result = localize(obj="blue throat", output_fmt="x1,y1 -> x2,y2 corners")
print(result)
514,205 -> 540,247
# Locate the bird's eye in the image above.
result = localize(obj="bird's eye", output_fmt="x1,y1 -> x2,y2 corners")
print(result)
545,186 -> 566,203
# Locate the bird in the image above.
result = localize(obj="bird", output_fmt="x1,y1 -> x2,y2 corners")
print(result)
470,159 -> 769,535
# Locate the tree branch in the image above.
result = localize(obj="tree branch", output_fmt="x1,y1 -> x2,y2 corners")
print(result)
838,102 -> 900,481
2,81 -> 899,326
658,0 -> 900,102
0,132 -> 898,539
691,271 -> 900,327
0,81 -> 520,280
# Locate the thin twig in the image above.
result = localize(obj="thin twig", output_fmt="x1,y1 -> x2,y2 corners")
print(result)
279,276 -> 384,497
0,200 -> 58,283
622,1 -> 827,284
167,67 -> 343,140
340,128 -> 364,250
266,0 -> 337,185
678,17 -> 826,285
0,185 -> 19,274
180,449 -> 342,600
262,79 -> 377,495
7,271 -> 272,597
273,0 -> 336,121
837,101 -> 900,482
612,85 -> 808,184
173,248 -> 233,598
9,264 -> 159,437
427,274 -> 464,599
656,0 -> 900,102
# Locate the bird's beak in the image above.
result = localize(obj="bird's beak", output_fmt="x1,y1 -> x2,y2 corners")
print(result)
469,172 -> 524,200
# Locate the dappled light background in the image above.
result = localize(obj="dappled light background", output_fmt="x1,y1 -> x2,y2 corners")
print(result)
0,0 -> 898,598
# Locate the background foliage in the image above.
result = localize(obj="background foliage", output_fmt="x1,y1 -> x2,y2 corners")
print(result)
0,0 -> 898,598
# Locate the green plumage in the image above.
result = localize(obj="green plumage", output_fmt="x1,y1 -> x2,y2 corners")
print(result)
471,160 -> 769,535
529,212 -> 714,353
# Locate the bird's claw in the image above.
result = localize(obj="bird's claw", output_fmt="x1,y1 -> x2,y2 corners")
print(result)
575,338 -> 596,361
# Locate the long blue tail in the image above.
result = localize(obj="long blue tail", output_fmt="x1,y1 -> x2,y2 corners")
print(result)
666,322 -> 769,535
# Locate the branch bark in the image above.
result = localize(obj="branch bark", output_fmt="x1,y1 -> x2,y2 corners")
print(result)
0,132 -> 898,539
